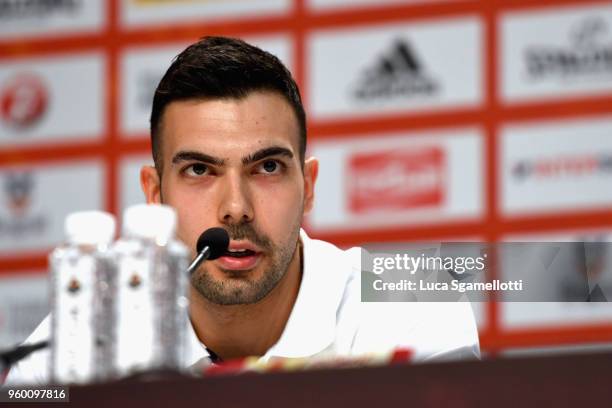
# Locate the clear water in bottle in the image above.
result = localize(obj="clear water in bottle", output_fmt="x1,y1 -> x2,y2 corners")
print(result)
112,204 -> 190,377
49,211 -> 116,384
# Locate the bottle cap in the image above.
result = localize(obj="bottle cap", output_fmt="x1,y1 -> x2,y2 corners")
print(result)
65,211 -> 116,246
122,204 -> 177,245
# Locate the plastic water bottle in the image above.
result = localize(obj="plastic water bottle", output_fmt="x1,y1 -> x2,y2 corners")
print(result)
49,211 -> 116,384
112,204 -> 190,377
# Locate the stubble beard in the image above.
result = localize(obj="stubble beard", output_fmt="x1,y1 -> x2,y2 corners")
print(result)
191,218 -> 302,305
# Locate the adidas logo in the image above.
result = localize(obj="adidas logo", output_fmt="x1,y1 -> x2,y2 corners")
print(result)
351,39 -> 438,101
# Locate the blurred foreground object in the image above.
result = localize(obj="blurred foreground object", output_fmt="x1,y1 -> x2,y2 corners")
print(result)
49,211 -> 116,384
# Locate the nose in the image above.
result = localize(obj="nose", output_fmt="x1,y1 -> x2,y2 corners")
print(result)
217,171 -> 254,225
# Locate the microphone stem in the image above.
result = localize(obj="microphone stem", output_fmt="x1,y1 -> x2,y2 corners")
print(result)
187,247 -> 210,275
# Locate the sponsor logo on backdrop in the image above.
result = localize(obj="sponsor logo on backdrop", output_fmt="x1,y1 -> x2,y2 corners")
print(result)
0,0 -> 80,19
0,73 -> 48,129
351,39 -> 438,102
347,147 -> 445,214
525,16 -> 612,80
0,172 -> 46,237
512,153 -> 612,181
5,172 -> 32,216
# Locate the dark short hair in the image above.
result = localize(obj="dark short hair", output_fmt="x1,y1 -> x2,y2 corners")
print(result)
150,36 -> 307,173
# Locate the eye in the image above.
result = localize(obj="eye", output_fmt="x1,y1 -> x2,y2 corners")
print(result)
262,160 -> 278,173
184,163 -> 209,177
256,159 -> 283,175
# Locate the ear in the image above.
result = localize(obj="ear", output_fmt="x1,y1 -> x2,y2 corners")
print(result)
140,165 -> 162,204
303,156 -> 319,214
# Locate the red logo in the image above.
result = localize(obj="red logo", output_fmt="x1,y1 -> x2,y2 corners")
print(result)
347,147 -> 445,214
1,74 -> 48,129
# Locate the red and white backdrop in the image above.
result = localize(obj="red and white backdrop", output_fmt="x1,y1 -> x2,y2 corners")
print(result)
1,0 -> 612,357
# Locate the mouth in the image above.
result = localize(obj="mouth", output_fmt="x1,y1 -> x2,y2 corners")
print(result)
216,241 -> 262,271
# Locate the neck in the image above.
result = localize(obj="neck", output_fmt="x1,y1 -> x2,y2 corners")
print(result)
189,240 -> 303,361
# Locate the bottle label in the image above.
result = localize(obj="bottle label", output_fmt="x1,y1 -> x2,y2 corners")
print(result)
116,255 -> 154,374
53,254 -> 95,383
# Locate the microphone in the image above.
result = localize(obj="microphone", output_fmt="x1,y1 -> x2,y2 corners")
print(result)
187,227 -> 230,275
0,341 -> 48,372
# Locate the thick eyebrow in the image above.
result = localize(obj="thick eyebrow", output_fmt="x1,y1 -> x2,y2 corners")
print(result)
172,151 -> 225,166
242,146 -> 294,165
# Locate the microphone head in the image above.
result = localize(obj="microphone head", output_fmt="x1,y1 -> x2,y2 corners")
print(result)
196,227 -> 230,260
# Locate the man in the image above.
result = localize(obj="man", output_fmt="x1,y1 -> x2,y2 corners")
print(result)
5,36 -> 478,385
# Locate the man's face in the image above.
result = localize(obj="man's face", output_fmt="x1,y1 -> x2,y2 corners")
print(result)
141,91 -> 317,305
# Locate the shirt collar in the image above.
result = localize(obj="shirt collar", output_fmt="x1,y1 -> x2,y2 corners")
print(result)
185,229 -> 347,364
262,229 -> 341,359
185,319 -> 210,367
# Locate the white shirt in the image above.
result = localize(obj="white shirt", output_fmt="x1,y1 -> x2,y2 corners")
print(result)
4,230 -> 479,385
